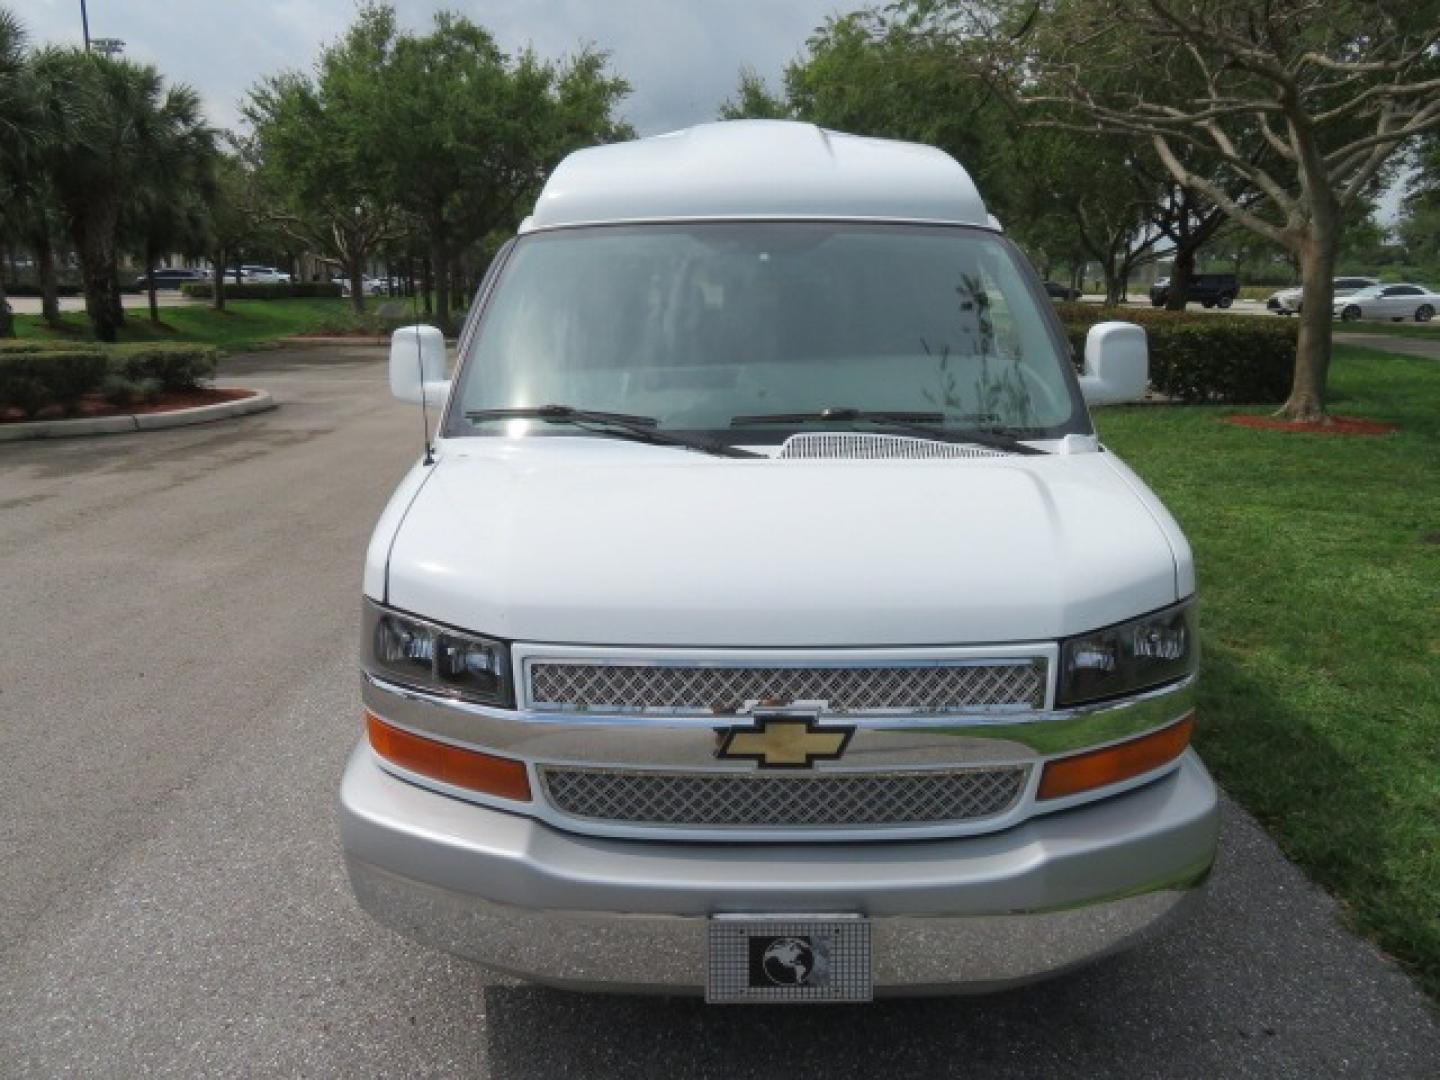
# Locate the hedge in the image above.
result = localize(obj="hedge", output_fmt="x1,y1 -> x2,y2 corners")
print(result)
1055,303 -> 1297,403
109,343 -> 217,392
0,284 -> 144,296
180,281 -> 342,300
1,284 -> 84,298
0,348 -> 108,417
0,341 -> 217,418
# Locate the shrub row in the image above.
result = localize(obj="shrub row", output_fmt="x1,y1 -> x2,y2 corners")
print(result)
180,281 -> 342,300
0,341 -> 218,418
1055,303 -> 1297,403
1,284 -> 84,298
1,284 -> 143,297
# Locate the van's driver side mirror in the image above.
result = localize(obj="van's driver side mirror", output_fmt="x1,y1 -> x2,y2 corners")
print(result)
1077,322 -> 1148,405
389,324 -> 451,405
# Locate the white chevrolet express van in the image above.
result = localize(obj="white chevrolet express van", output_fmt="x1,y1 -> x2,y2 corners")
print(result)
341,121 -> 1218,1004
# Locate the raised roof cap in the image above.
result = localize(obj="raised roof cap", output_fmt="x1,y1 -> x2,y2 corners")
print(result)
522,120 -> 991,232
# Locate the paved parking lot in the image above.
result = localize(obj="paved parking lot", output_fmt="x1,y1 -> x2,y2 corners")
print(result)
1,346 -> 1437,1078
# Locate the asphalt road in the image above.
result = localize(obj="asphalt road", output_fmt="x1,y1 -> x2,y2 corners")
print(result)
2,346 -> 1437,1079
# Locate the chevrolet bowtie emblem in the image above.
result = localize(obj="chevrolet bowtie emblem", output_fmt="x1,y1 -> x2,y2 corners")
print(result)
718,715 -> 854,769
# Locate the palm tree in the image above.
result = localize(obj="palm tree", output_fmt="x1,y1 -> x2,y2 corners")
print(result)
30,48 -> 215,341
123,84 -> 217,322
0,7 -> 37,336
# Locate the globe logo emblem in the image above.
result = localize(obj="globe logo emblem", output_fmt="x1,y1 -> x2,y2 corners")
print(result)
761,937 -> 815,986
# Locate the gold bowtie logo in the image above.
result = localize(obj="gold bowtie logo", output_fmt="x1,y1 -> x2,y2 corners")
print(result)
718,716 -> 854,769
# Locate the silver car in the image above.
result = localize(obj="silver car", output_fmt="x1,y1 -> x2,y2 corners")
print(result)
1267,276 -> 1377,315
1334,283 -> 1439,323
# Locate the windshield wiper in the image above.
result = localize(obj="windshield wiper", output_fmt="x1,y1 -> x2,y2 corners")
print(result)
729,407 -> 1047,456
465,405 -> 761,459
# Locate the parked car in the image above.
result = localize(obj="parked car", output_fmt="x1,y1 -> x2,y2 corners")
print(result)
341,121 -> 1216,1004
1267,277 -> 1377,315
332,274 -> 387,296
1043,280 -> 1081,301
1148,273 -> 1238,308
131,268 -> 205,289
1333,283 -> 1438,323
236,265 -> 293,284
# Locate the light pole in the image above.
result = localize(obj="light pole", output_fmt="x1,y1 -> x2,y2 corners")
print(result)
80,0 -> 91,51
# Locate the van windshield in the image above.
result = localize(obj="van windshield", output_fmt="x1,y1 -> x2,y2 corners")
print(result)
447,222 -> 1086,441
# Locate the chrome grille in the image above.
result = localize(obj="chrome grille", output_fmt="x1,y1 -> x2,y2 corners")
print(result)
778,432 -> 1011,461
540,765 -> 1028,828
526,660 -> 1045,715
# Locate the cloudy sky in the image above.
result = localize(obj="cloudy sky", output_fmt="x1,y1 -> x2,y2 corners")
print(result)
20,0 -> 842,134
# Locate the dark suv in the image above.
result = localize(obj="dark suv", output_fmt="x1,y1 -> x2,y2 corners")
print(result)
1149,273 -> 1239,309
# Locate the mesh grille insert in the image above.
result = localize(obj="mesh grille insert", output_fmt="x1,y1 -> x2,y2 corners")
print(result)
527,660 -> 1045,714
777,433 -> 1012,461
540,765 -> 1028,828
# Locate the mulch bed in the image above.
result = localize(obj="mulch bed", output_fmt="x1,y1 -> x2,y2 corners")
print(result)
1,387 -> 255,425
1223,413 -> 1397,436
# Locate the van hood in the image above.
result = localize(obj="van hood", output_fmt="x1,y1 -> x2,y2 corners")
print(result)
383,441 -> 1184,647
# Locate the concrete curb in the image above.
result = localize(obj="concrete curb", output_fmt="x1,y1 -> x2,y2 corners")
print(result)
0,389 -> 275,443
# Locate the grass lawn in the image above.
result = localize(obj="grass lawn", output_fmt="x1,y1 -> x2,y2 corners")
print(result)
1095,344 -> 1440,999
12,297 -> 409,351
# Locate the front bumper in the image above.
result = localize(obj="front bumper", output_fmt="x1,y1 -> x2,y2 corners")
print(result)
340,744 -> 1219,995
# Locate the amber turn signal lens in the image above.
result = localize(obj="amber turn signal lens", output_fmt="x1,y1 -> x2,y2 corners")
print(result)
365,710 -> 531,801
1037,712 -> 1194,801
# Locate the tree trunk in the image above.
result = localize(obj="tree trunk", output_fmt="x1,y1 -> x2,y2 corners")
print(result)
1166,247 -> 1195,311
32,228 -> 61,327
0,253 -> 13,338
432,239 -> 451,328
1101,256 -> 1123,306
74,202 -> 121,342
212,254 -> 227,312
1279,233 -> 1337,421
348,253 -> 367,315
109,269 -> 125,330
421,256 -> 433,317
146,251 -> 160,323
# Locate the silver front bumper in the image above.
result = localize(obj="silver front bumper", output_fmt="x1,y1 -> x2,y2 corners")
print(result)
339,744 -> 1219,995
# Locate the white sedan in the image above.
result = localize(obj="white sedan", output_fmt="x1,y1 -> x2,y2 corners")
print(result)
331,275 -> 387,296
1333,283 -> 1438,323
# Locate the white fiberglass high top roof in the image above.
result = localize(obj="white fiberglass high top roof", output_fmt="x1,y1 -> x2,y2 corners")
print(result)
521,120 -> 992,233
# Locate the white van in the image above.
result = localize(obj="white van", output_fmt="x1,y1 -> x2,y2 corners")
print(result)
340,121 -> 1217,1004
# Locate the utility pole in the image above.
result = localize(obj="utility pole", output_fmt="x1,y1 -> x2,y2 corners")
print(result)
80,0 -> 91,51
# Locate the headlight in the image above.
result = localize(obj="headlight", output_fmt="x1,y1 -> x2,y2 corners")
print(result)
1056,600 -> 1196,707
362,599 -> 513,707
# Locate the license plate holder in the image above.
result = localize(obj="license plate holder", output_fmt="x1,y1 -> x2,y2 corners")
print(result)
706,915 -> 872,1004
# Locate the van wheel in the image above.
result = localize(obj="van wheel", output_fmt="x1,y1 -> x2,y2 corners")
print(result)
1417,305 -> 1434,323
1217,294 -> 1234,309
1341,305 -> 1362,322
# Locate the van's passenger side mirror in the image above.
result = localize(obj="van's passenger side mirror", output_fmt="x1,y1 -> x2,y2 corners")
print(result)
1078,322 -> 1148,405
389,325 -> 451,405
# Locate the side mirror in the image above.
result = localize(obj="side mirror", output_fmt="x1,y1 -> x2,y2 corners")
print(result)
1077,321 -> 1148,405
389,325 -> 451,405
